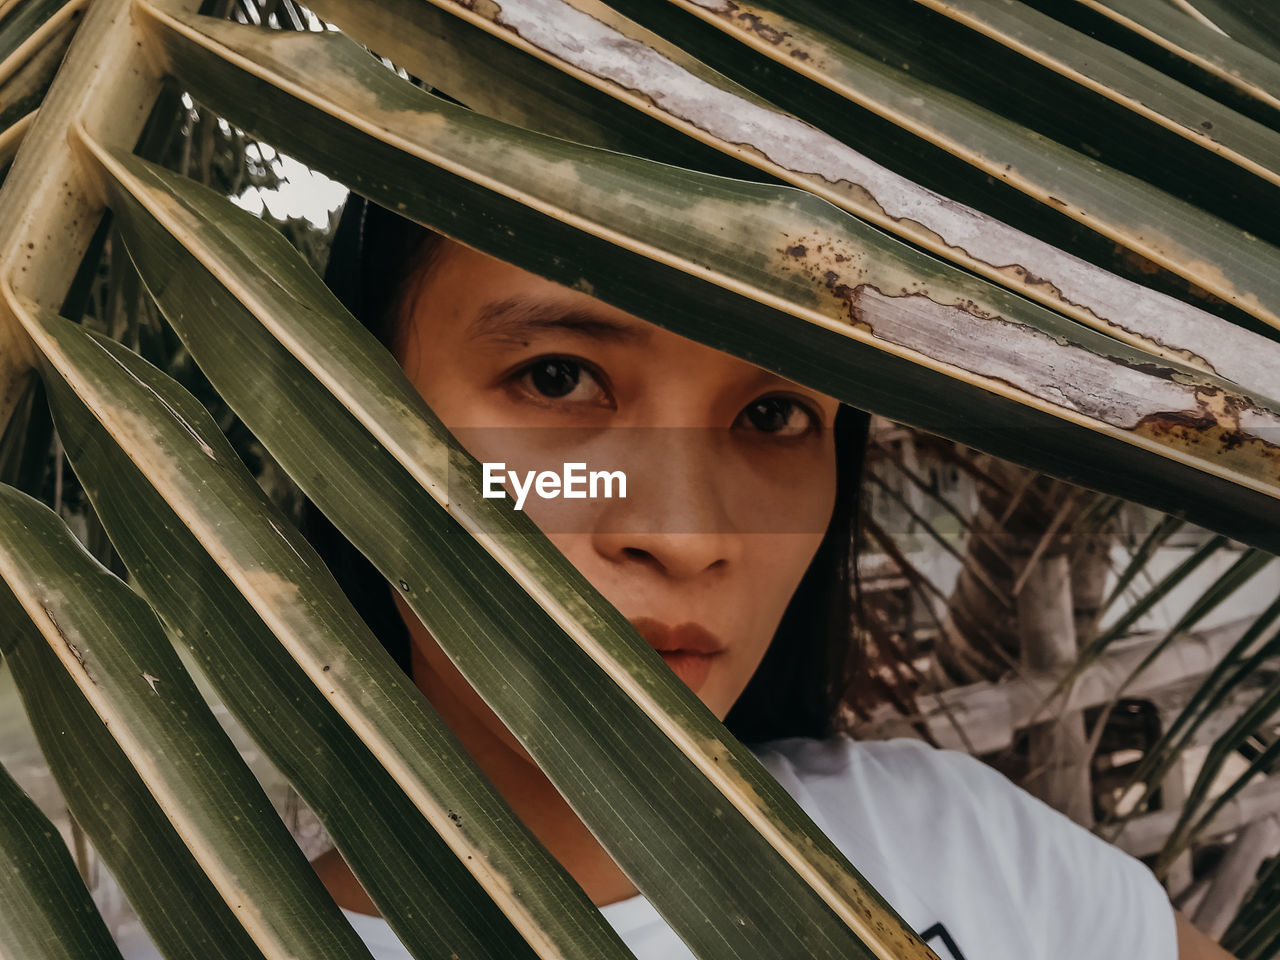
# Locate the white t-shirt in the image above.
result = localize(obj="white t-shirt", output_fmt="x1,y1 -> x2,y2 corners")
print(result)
115,736 -> 1178,960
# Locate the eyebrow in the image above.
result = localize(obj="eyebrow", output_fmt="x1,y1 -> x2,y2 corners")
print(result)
466,296 -> 650,345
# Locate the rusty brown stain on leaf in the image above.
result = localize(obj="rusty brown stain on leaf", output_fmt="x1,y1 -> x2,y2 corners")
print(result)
1132,401 -> 1280,470
1125,229 -> 1273,322
733,10 -> 788,44
457,0 -> 502,16
1105,354 -> 1180,383
841,282 -> 1280,486
696,0 -> 821,55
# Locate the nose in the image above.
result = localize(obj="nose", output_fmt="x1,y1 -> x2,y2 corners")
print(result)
590,428 -> 744,578
594,529 -> 741,579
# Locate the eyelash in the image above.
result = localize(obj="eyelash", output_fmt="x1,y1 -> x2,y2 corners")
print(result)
506,354 -> 824,435
736,393 -> 824,439
508,355 -> 613,409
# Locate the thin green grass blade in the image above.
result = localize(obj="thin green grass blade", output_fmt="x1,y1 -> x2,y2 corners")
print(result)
1157,732 -> 1280,874
1223,852 -> 1280,958
1115,594 -> 1280,819
1115,548 -> 1276,694
1097,514 -> 1186,619
1076,534 -> 1232,668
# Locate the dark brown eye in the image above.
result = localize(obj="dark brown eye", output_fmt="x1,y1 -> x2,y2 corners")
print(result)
738,396 -> 816,437
512,356 -> 610,407
529,358 -> 581,398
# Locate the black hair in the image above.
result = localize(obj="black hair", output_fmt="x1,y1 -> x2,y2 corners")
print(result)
303,195 -> 873,742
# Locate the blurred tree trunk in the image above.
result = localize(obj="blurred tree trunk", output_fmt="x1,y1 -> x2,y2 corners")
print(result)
936,453 -> 1116,688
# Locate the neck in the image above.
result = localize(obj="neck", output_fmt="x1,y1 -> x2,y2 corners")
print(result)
311,633 -> 641,916
413,640 -> 641,909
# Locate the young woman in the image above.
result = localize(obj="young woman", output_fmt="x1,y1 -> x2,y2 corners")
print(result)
298,196 -> 1232,960
116,194 -> 1229,960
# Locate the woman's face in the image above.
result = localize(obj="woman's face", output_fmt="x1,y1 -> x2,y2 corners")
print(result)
391,239 -> 840,758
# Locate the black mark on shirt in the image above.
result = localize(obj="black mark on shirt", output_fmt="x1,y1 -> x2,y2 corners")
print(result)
919,922 -> 968,960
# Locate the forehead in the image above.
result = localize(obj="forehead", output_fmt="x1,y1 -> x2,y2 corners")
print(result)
398,239 -> 838,407
401,239 -> 673,353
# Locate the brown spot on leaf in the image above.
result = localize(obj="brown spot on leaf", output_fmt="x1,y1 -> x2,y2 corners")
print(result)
821,270 -> 873,328
1107,355 -> 1178,383
1134,407 -> 1216,435
734,11 -> 787,44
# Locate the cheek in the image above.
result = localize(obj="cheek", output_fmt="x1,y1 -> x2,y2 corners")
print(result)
721,439 -> 839,537
735,444 -> 838,624
407,365 -> 486,431
745,532 -> 829,614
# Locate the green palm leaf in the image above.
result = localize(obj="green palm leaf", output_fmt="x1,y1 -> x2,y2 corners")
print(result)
1,0 -> 1279,955
0,483 -> 377,959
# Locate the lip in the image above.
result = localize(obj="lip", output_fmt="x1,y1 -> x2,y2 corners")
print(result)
629,617 -> 726,693
629,617 -> 727,655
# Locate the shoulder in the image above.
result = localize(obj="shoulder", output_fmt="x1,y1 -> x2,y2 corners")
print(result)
750,732 -> 1015,814
751,734 -> 1054,856
751,735 -> 1178,960
752,728 -> 995,781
